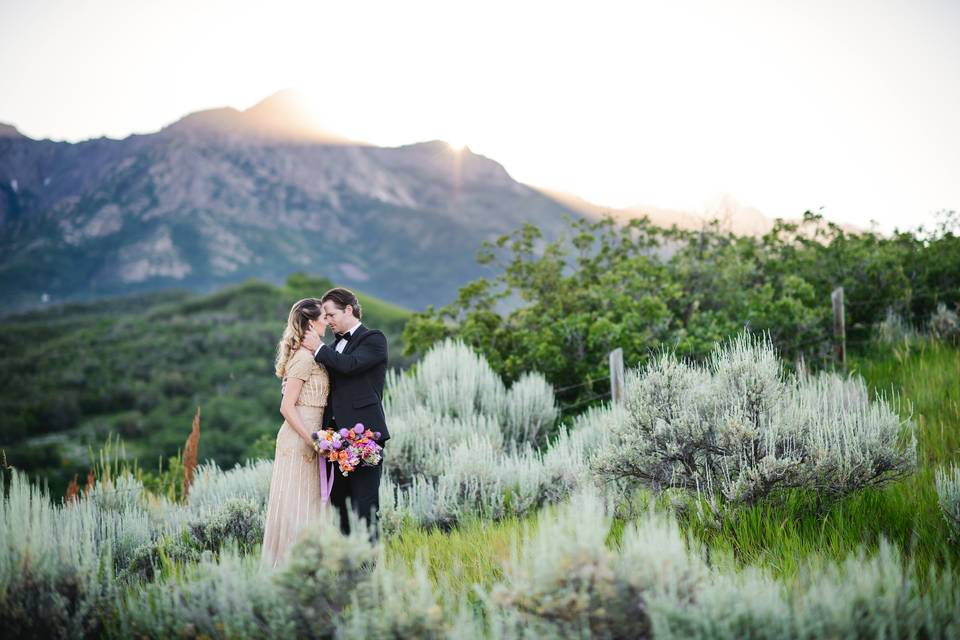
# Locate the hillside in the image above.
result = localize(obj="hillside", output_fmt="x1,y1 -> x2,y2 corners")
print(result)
0,274 -> 411,494
0,90 -> 579,314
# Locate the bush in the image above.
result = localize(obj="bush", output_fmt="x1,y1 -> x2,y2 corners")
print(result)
0,470 -> 122,639
339,561 -> 451,639
875,308 -> 918,345
189,498 -> 264,554
274,515 -> 378,639
794,539 -> 959,638
502,372 -> 558,448
123,534 -> 202,583
592,331 -> 916,510
930,302 -> 960,343
489,490 -> 708,639
385,339 -> 506,421
115,547 -> 296,639
935,464 -> 960,538
381,339 -> 571,528
648,568 -> 791,640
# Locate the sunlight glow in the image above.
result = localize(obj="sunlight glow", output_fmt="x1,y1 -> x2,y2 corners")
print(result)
1,0 -> 958,233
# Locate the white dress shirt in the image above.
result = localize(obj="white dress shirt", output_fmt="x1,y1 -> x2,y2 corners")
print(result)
315,322 -> 362,357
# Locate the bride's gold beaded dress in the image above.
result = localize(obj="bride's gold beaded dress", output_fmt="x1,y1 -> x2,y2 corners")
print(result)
261,348 -> 330,569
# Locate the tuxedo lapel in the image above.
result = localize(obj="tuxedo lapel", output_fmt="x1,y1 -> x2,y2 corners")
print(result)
343,324 -> 369,355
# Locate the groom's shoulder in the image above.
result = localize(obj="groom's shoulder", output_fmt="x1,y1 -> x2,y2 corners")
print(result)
359,327 -> 386,343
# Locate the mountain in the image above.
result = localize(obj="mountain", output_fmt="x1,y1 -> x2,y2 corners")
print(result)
0,90 -> 578,313
536,187 -> 863,236
158,89 -> 359,145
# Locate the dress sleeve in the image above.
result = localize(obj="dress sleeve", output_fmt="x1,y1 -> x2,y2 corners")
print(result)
284,351 -> 314,382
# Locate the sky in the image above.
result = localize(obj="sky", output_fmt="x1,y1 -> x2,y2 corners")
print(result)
2,0 -> 959,234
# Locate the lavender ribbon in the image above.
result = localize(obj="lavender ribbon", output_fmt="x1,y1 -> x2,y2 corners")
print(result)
319,457 -> 335,503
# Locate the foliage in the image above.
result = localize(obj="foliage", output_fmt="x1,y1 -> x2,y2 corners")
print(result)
403,210 -> 960,411
114,547 -> 297,639
0,273 -> 411,496
2,336 -> 959,638
592,332 -> 917,512
929,302 -> 960,343
274,516 -> 379,639
188,498 -> 264,554
935,464 -> 960,539
380,339 -> 612,530
0,469 -> 126,639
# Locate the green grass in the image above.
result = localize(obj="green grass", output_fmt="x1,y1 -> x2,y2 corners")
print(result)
383,338 -> 960,593
676,339 -> 960,585
385,513 -> 539,595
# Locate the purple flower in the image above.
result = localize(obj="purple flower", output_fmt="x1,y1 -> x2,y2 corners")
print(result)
311,432 -> 319,441
319,440 -> 330,450
374,431 -> 382,440
339,428 -> 350,438
332,441 -> 342,450
354,424 -> 365,435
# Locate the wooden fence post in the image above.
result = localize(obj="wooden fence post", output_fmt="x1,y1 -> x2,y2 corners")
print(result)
831,286 -> 846,368
609,348 -> 625,405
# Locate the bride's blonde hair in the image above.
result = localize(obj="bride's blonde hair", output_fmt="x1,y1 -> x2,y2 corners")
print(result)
274,297 -> 324,378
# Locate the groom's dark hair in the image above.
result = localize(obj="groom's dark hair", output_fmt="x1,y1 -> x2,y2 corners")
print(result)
322,287 -> 362,319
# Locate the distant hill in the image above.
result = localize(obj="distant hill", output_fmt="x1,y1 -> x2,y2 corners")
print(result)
0,274 -> 411,495
0,90 -> 579,314
536,187 -> 864,236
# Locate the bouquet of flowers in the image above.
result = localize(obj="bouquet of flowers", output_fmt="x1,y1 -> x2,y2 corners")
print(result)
311,423 -> 383,476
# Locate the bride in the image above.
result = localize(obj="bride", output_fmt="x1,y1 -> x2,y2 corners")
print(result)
260,297 -> 331,569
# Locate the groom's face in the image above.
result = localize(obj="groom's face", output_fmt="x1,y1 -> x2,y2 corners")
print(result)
322,300 -> 356,334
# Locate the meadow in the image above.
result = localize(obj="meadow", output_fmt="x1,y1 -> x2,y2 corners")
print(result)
2,213 -> 959,638
2,332 -> 958,638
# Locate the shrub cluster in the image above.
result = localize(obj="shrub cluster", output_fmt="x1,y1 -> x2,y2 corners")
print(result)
592,332 -> 917,510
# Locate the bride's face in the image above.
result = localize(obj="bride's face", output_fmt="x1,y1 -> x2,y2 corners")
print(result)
307,316 -> 326,336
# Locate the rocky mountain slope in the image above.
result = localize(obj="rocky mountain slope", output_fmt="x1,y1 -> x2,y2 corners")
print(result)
0,91 -> 578,313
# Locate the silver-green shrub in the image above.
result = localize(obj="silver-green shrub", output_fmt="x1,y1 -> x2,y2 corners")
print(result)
936,463 -> 960,538
185,459 -> 272,514
648,567 -> 791,640
502,372 -> 559,448
875,308 -> 919,345
274,514 -> 378,638
929,302 -> 960,343
123,534 -> 201,583
0,469 -> 125,638
794,539 -> 959,638
385,408 -> 503,487
148,459 -> 272,536
115,546 -> 296,639
382,338 -> 577,528
189,498 -> 264,554
489,489 -> 708,639
339,560 -> 451,639
384,338 -> 506,420
592,331 -> 916,508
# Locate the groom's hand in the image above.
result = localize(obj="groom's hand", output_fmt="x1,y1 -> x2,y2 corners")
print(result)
302,328 -> 321,353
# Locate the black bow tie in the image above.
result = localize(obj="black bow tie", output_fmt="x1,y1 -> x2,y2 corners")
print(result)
335,332 -> 352,343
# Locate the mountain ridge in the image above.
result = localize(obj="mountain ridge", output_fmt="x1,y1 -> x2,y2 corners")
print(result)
0,93 -> 578,313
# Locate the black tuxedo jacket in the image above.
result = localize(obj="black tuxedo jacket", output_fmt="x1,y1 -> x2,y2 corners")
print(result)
314,324 -> 391,444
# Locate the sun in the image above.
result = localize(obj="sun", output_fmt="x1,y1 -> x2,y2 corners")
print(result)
446,138 -> 467,152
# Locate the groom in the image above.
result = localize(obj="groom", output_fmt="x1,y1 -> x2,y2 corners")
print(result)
301,287 -> 391,540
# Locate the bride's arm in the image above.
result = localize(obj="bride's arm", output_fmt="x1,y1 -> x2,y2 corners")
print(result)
279,378 -> 317,449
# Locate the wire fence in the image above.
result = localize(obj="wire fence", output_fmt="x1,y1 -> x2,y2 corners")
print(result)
554,376 -> 610,393
559,390 -> 612,415
548,286 -> 957,417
